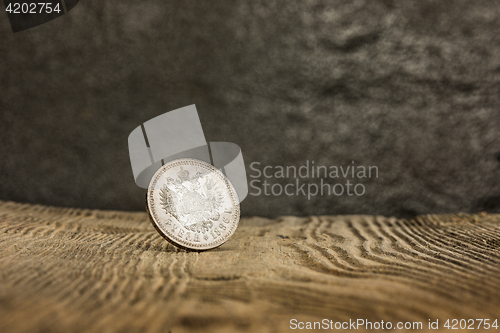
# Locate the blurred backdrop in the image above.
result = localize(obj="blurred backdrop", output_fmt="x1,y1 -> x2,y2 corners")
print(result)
1,0 -> 500,217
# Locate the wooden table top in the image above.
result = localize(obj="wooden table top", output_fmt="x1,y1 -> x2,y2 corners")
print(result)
0,201 -> 499,332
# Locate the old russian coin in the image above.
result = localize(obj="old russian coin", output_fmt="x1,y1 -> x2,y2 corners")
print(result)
147,158 -> 240,250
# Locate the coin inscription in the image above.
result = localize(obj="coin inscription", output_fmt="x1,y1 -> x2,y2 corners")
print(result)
147,158 -> 240,250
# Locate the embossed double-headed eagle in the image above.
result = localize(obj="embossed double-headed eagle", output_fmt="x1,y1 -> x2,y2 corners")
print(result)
159,167 -> 224,231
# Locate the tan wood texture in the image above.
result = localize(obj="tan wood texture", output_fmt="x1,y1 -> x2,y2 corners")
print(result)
0,200 -> 499,332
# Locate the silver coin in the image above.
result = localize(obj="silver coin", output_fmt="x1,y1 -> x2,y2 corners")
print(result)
147,158 -> 240,250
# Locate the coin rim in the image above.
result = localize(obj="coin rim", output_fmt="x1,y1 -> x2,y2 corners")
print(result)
147,158 -> 240,251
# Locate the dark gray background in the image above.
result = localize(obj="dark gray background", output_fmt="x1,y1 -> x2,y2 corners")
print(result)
1,0 -> 500,218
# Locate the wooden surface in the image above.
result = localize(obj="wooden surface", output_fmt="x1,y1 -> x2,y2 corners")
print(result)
0,201 -> 499,332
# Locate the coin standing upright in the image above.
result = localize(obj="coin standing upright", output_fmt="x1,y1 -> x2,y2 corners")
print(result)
147,158 -> 240,250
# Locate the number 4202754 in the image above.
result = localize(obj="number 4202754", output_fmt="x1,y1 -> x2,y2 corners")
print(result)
6,3 -> 62,14
444,319 -> 498,330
